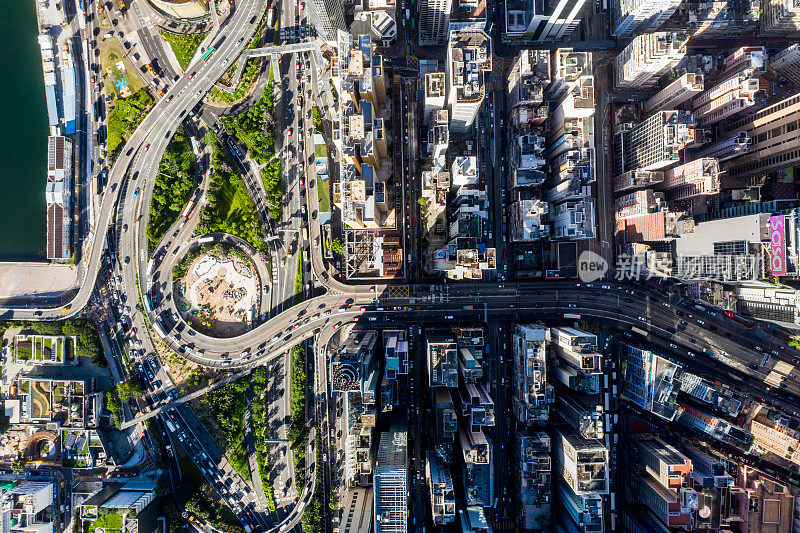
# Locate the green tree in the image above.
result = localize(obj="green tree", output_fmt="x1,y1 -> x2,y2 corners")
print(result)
11,456 -> 25,472
203,130 -> 218,146
331,237 -> 344,255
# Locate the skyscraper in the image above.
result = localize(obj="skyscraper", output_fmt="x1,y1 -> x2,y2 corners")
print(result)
612,0 -> 682,38
306,0 -> 347,42
614,110 -> 695,173
446,29 -> 492,133
374,418 -> 408,533
504,0 -> 592,41
419,0 -> 453,45
772,43 -> 800,87
614,32 -> 687,89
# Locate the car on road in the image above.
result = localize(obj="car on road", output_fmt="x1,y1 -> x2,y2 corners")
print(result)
124,256 -> 130,263
333,322 -> 341,330
318,303 -> 326,309
144,144 -> 150,151
122,224 -> 128,233
288,127 -> 293,137
166,95 -> 173,102
188,72 -> 196,80
669,343 -> 678,349
133,187 -> 140,196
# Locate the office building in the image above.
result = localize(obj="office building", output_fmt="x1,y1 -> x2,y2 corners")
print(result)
458,346 -> 484,382
623,508 -> 672,533
736,467 -> 796,532
306,0 -> 347,41
676,402 -> 754,453
458,382 -> 495,432
426,332 -> 458,388
434,389 -> 458,460
383,330 -> 409,381
614,169 -> 664,194
510,200 -> 551,241
446,30 -> 492,132
459,427 -> 494,507
344,392 -> 375,488
419,0 -> 452,45
424,73 -> 447,126
644,72 -> 704,114
504,0 -> 592,41
692,71 -> 765,127
614,189 -> 664,220
656,157 -> 719,202
621,341 -> 680,420
553,428 -> 608,533
46,136 -> 72,260
549,49 -> 593,100
772,43 -> 800,87
750,414 -> 800,466
77,480 -> 158,533
550,327 -> 602,395
614,32 -> 687,89
459,506 -> 492,532
681,443 -> 734,489
551,198 -> 596,240
611,0 -> 682,38
512,324 -> 554,424
614,110 -> 695,173
760,0 -> 800,37
555,395 -> 603,440
517,432 -> 552,530
0,481 -> 55,533
426,452 -> 456,525
340,488 -> 374,533
633,438 -> 696,529
722,46 -> 766,76
723,92 -> 800,183
374,418 -> 408,533
662,0 -> 760,38
507,49 -> 551,112
332,330 -> 379,407
697,131 -> 752,162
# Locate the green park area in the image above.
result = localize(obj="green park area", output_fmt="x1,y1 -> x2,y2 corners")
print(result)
160,30 -> 207,70
198,378 -> 249,479
289,344 -> 308,487
106,89 -> 153,159
198,147 -> 267,252
83,512 -> 123,533
220,69 -> 275,165
146,126 -> 196,254
180,456 -> 243,533
250,367 -> 277,512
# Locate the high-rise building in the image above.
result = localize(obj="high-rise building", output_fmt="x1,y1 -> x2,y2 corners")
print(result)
427,332 -> 458,388
46,136 -> 72,260
614,32 -> 687,89
611,0 -> 682,38
692,71 -> 766,127
644,72 -> 704,114
434,389 -> 458,459
517,432 -> 552,530
331,330 -> 379,406
457,382 -> 495,432
553,428 -> 608,533
549,49 -> 593,101
722,92 -> 800,184
555,395 -> 603,440
512,324 -> 554,424
750,413 -> 800,466
507,49 -> 551,112
772,43 -> 800,87
0,481 -> 55,530
419,0 -> 452,45
697,131 -> 752,162
504,0 -> 592,41
614,110 -> 695,173
424,73 -> 447,125
343,391 -> 376,488
614,189 -> 665,220
760,0 -> 800,37
426,452 -> 456,525
662,0 -> 760,38
509,200 -> 551,241
339,488 -> 374,533
550,327 -> 602,393
307,0 -> 347,41
383,330 -> 409,381
656,157 -> 720,202
621,341 -> 681,420
551,198 -> 596,240
374,418 -> 408,533
632,438 -> 697,529
459,427 -> 494,507
614,169 -> 664,193
446,30 -> 492,132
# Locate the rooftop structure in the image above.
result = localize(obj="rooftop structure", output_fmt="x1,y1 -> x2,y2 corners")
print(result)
446,30 -> 492,132
662,0 -> 760,37
374,418 -> 408,533
426,452 -> 456,525
736,466 -> 796,531
434,238 -> 497,279
555,395 -> 603,440
549,49 -> 593,100
614,32 -> 687,89
0,481 -> 55,533
459,427 -> 494,507
676,402 -> 754,453
332,330 -> 379,408
419,0 -> 452,45
614,110 -> 695,173
459,506 -> 492,533
692,71 -> 766,127
512,324 -> 554,424
760,0 -> 800,37
424,73 -> 446,125
553,428 -> 608,532
344,392 -> 375,487
426,332 -> 458,388
458,382 -> 495,432
383,329 -> 409,381
771,43 -> 800,87
550,327 -> 602,376
46,136 -> 72,260
615,189 -> 665,220
750,414 -> 800,466
551,198 -> 596,240
615,210 -> 687,243
517,432 -> 552,530
434,389 -> 458,460
510,200 -> 551,241
614,169 -> 665,194
621,341 -> 681,420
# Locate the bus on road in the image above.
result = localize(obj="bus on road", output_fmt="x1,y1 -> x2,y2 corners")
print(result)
201,47 -> 216,61
266,8 -> 274,28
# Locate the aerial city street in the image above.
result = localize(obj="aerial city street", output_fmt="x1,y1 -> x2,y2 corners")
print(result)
2,0 -> 800,530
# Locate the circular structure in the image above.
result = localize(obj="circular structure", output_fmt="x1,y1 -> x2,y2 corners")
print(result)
25,430 -> 58,462
174,245 -> 262,338
147,0 -> 213,20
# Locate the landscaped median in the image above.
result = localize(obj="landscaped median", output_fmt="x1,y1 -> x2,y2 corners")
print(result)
209,30 -> 266,104
146,125 -> 196,254
288,344 -> 308,488
160,30 -> 207,70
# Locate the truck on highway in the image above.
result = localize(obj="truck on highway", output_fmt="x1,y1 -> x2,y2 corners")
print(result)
180,200 -> 195,220
164,419 -> 176,433
563,313 -> 581,319
266,8 -> 274,28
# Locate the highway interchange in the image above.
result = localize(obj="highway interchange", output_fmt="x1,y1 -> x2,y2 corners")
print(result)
7,0 -> 800,531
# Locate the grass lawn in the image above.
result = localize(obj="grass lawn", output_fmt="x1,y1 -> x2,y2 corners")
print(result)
317,176 -> 330,212
161,31 -> 207,70
83,513 -> 122,533
98,37 -> 145,97
314,143 -> 327,157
